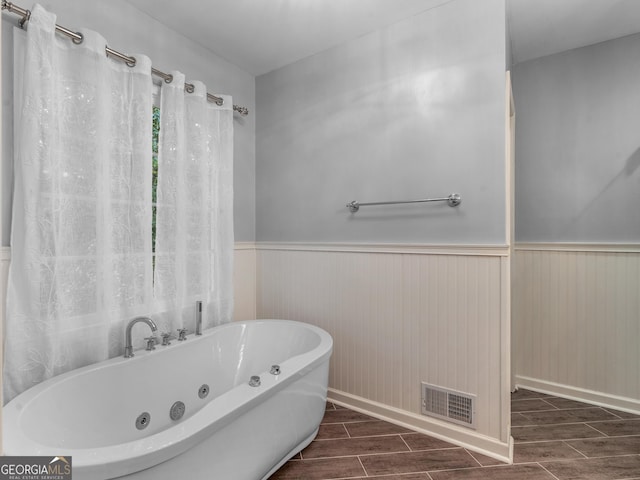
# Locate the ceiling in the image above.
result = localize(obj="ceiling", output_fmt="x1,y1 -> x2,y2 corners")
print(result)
507,0 -> 640,64
125,0 -> 640,75
125,0 -> 453,75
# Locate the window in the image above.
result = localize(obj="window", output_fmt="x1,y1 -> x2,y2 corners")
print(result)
152,105 -> 160,264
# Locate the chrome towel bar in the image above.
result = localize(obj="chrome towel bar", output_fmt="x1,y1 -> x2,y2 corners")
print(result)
346,193 -> 461,213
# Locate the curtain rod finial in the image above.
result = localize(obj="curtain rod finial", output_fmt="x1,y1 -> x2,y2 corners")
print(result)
233,105 -> 249,116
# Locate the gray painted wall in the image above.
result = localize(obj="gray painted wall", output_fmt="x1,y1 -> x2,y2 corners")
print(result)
1,0 -> 256,244
512,33 -> 640,243
256,0 -> 507,244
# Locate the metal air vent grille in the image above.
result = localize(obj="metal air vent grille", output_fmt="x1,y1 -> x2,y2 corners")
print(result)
421,383 -> 476,429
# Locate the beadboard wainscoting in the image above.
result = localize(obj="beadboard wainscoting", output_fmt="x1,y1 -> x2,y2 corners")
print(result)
1,247 -> 8,411
513,244 -> 640,414
255,243 -> 513,462
233,243 -> 257,321
0,248 -> 8,319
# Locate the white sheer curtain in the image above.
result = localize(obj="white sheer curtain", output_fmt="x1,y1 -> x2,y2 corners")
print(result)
5,5 -> 154,401
153,73 -> 234,334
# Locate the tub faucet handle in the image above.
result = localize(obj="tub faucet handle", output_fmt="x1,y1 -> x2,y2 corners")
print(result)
144,336 -> 158,351
160,332 -> 175,346
177,328 -> 188,341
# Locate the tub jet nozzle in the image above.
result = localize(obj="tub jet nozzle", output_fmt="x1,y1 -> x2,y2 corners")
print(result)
170,401 -> 185,421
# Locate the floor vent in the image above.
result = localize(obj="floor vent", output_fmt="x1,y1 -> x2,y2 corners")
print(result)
421,383 -> 476,429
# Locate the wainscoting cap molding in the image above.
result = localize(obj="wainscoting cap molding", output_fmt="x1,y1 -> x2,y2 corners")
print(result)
255,242 -> 510,256
515,242 -> 640,253
234,242 -> 257,250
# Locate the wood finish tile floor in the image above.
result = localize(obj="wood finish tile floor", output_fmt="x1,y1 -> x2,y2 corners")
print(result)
270,389 -> 640,479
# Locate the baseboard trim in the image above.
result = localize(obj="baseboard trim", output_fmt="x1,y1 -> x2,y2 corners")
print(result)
515,376 -> 640,415
327,388 -> 513,464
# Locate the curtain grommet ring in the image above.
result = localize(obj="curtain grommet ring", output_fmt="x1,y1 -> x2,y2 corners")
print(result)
126,56 -> 137,68
185,83 -> 195,94
164,74 -> 173,84
72,32 -> 83,45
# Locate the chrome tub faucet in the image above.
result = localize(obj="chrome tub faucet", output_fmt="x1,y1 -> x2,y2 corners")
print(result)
124,316 -> 158,358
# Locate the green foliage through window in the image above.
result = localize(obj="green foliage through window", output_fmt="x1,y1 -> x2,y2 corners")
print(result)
152,106 -> 160,256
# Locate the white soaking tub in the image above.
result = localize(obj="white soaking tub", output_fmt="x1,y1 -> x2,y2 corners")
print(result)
3,319 -> 333,480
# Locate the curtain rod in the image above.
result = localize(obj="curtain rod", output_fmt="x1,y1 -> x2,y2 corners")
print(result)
1,1 -> 250,116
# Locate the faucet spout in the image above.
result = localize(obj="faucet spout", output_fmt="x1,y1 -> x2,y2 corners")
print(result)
124,316 -> 158,358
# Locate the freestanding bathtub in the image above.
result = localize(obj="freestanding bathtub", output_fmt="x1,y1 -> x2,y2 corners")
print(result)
3,319 -> 333,480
